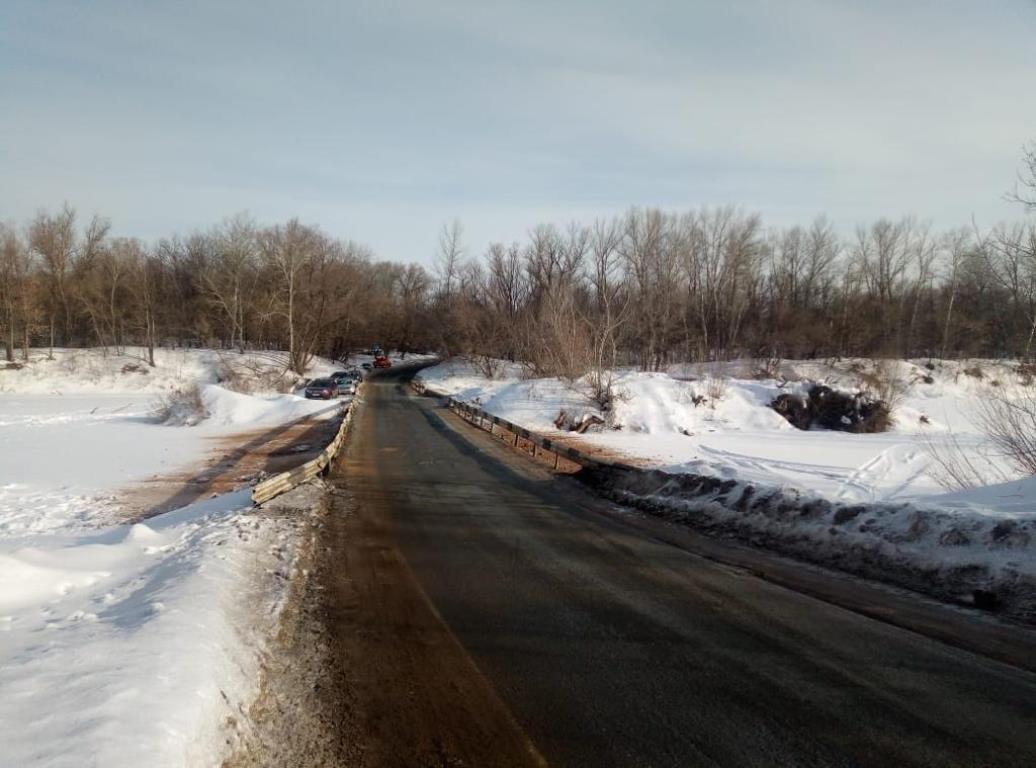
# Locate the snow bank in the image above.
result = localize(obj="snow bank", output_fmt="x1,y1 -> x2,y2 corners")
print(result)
417,357 -> 1022,505
589,466 -> 1036,622
201,384 -> 340,427
0,491 -> 298,767
0,347 -> 345,764
0,347 -> 342,396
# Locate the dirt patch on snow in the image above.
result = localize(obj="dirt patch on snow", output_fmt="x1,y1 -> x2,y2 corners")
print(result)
120,412 -> 341,521
549,433 -> 652,468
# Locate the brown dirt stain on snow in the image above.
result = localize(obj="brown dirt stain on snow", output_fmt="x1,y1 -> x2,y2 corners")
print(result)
119,410 -> 344,521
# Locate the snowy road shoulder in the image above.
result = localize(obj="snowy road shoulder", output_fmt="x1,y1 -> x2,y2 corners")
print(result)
0,349 -> 344,765
0,488 -> 307,768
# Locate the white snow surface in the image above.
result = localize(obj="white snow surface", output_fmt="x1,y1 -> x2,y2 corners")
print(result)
0,348 -> 341,766
417,357 -> 1024,510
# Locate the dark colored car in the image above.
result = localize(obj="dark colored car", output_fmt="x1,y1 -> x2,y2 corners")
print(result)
361,362 -> 373,371
304,377 -> 339,399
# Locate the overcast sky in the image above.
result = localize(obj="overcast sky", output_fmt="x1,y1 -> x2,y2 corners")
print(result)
2,0 -> 1035,264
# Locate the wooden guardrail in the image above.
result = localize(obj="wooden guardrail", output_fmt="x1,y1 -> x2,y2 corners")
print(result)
251,389 -> 359,505
433,388 -> 636,474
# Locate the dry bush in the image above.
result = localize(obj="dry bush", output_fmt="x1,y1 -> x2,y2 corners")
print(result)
152,383 -> 208,426
750,355 -> 783,380
214,354 -> 300,394
920,428 -> 1010,491
857,359 -> 908,410
59,353 -> 81,375
1017,362 -> 1036,386
963,363 -> 985,380
975,387 -> 1036,475
586,367 -> 619,411
703,372 -> 729,404
472,354 -> 503,380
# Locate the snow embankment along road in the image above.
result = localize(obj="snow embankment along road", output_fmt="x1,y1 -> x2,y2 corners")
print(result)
418,357 -> 1014,505
0,348 -> 347,766
418,358 -> 1036,622
0,490 -> 309,768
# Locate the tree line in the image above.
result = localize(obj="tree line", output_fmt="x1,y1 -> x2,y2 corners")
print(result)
0,207 -> 433,373
436,209 -> 1036,374
2,175 -> 1035,377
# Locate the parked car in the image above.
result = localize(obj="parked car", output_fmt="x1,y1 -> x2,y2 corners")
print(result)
373,353 -> 391,368
329,371 -> 359,395
361,362 -> 373,371
304,377 -> 339,399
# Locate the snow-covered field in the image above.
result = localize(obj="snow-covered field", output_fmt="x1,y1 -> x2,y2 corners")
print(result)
418,357 -> 1036,617
418,357 -> 1021,509
0,348 -> 345,766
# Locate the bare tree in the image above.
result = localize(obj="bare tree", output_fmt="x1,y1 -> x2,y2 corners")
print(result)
939,228 -> 971,358
0,224 -> 28,362
127,243 -> 163,366
584,218 -> 628,407
27,207 -> 111,352
1009,142 -> 1036,212
261,219 -> 320,373
435,219 -> 465,302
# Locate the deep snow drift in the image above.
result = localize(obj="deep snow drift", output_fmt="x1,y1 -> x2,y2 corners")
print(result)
418,357 -> 1036,619
0,348 -> 345,766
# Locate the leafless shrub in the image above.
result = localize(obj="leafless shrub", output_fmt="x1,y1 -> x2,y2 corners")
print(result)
963,363 -> 985,380
152,383 -> 208,426
214,353 -> 300,394
857,359 -> 908,410
703,372 -> 728,403
522,290 -> 592,383
472,354 -> 502,380
920,428 -> 1010,491
586,367 -> 616,410
975,387 -> 1036,475
1018,362 -> 1036,386
748,355 -> 783,380
60,353 -> 81,375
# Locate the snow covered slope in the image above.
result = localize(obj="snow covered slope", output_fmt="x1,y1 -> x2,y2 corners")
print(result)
0,348 -> 342,766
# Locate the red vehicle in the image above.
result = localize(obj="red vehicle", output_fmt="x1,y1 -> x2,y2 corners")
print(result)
373,353 -> 391,368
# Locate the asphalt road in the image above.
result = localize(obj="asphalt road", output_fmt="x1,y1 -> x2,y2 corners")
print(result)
324,367 -> 1036,767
